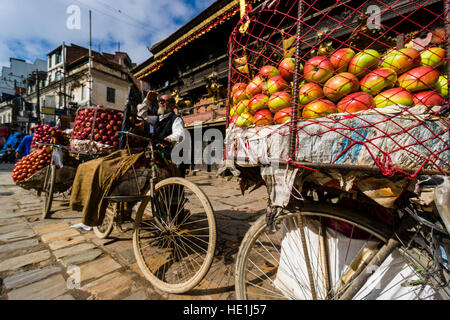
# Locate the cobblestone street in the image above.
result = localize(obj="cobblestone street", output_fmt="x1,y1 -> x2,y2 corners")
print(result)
0,163 -> 268,300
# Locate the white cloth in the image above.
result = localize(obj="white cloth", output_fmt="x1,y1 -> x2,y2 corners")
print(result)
137,98 -> 185,143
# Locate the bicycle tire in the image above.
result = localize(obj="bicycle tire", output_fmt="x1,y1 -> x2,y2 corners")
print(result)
133,177 -> 216,294
235,202 -> 449,300
41,164 -> 55,220
93,202 -> 116,239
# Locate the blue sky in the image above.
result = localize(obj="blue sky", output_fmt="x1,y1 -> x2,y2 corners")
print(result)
0,0 -> 215,68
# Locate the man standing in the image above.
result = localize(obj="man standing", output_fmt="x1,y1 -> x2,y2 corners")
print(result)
137,90 -> 185,146
15,127 -> 34,159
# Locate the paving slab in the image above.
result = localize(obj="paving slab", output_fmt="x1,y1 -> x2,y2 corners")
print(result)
7,274 -> 68,300
122,290 -> 148,300
34,222 -> 70,235
0,223 -> 28,235
40,228 -> 80,243
0,250 -> 51,272
0,228 -> 36,242
48,235 -> 86,251
53,243 -> 96,259
78,256 -> 122,283
3,266 -> 61,289
0,217 -> 25,226
82,272 -> 134,300
59,249 -> 103,268
0,238 -> 39,254
53,294 -> 75,300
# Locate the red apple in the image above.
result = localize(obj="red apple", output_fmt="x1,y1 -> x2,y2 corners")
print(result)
323,72 -> 360,102
374,87 -> 414,108
228,115 -> 239,126
360,68 -> 397,96
273,107 -> 299,124
268,91 -> 292,113
298,83 -> 324,105
106,125 -> 112,131
258,65 -> 280,80
253,109 -> 274,125
279,57 -> 302,82
107,130 -> 113,136
245,75 -> 266,98
231,83 -> 248,96
412,91 -> 445,107
304,56 -> 334,83
248,94 -> 269,114
267,76 -> 289,95
94,133 -> 101,140
348,49 -> 381,78
337,92 -> 375,113
381,48 -> 421,75
397,66 -> 440,92
329,48 -> 356,73
302,99 -> 336,119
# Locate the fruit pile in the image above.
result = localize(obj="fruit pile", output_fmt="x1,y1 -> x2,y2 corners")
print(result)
229,46 -> 447,127
31,125 -> 67,150
12,147 -> 51,184
70,106 -> 124,154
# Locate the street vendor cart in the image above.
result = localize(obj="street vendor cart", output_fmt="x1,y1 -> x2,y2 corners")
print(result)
220,0 -> 450,300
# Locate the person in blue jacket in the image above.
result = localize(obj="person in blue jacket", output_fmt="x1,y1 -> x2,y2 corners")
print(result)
15,127 -> 34,159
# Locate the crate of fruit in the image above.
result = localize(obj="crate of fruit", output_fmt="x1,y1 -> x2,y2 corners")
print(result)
31,124 -> 69,151
224,0 -> 449,178
69,105 -> 124,156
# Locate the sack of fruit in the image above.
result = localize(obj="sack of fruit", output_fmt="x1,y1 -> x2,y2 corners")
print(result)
226,0 -> 449,177
70,105 -> 124,156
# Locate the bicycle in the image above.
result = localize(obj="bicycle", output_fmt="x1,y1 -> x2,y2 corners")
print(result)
93,131 -> 217,294
234,170 -> 450,300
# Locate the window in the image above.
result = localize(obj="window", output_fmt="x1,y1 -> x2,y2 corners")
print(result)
48,57 -> 52,69
106,87 -> 115,103
56,53 -> 62,65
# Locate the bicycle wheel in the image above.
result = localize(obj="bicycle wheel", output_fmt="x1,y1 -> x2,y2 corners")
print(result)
41,164 -> 55,220
133,177 -> 216,294
235,202 -> 449,300
93,202 -> 116,239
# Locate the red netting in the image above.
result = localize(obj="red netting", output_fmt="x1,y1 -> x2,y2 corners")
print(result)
227,0 -> 449,178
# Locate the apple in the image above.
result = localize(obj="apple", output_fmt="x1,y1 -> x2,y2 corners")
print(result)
323,72 -> 360,102
248,94 -> 269,114
304,56 -> 334,83
229,115 -> 239,126
267,76 -> 289,95
245,75 -> 266,98
420,47 -> 446,68
106,125 -> 112,131
232,89 -> 249,105
360,68 -> 397,96
231,83 -> 248,96
253,109 -> 274,125
235,99 -> 250,115
337,92 -> 375,113
348,49 -> 381,78
258,65 -> 280,80
329,48 -> 356,73
298,83 -> 324,105
302,99 -> 336,119
279,57 -> 302,82
236,112 -> 254,127
412,91 -> 445,107
374,87 -> 414,108
273,107 -> 299,124
94,133 -> 101,140
230,105 -> 239,117
397,66 -> 439,92
380,48 -> 420,74
434,75 -> 448,97
268,91 -> 292,113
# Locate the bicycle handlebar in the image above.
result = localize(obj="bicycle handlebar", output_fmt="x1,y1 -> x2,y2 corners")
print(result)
35,142 -> 69,149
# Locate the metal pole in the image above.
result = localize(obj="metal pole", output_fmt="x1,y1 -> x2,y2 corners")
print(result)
36,70 -> 41,124
89,10 -> 92,106
288,0 -> 304,159
63,41 -> 67,117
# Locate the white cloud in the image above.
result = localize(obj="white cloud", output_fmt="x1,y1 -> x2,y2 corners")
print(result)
0,0 -> 214,69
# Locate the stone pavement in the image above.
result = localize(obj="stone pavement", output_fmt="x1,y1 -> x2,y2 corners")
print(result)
0,163 -> 268,300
